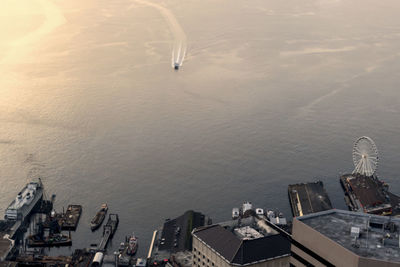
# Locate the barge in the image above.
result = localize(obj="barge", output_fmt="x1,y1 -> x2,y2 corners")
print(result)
288,181 -> 332,217
61,205 -> 82,231
27,233 -> 72,247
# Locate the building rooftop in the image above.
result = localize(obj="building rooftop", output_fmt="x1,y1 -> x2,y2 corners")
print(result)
192,217 -> 290,265
298,209 -> 400,262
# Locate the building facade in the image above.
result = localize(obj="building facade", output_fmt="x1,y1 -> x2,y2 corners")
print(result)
290,210 -> 400,267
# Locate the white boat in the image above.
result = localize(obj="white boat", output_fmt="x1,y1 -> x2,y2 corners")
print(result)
5,181 -> 43,221
232,208 -> 239,219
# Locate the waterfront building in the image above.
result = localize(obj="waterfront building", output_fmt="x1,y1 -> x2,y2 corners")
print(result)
192,216 -> 290,267
291,209 -> 400,267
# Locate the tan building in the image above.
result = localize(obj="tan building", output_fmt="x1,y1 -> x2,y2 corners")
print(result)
290,209 -> 400,267
192,217 -> 290,267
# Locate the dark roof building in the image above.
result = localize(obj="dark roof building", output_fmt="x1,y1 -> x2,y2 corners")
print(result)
192,217 -> 290,267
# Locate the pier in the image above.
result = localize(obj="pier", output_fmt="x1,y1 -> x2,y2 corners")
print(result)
340,174 -> 400,215
98,214 -> 119,251
288,181 -> 332,217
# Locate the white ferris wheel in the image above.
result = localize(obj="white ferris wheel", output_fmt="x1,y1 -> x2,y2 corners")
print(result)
352,136 -> 379,177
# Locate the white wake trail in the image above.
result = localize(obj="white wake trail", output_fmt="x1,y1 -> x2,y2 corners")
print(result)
134,0 -> 187,69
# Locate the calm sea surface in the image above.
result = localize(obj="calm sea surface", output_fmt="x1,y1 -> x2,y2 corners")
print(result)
1,0 -> 400,257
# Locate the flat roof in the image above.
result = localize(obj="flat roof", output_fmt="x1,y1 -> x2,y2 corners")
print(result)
298,209 -> 400,262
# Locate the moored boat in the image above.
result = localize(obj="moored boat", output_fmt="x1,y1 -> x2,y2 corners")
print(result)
90,204 -> 108,231
126,233 -> 138,255
117,233 -> 138,266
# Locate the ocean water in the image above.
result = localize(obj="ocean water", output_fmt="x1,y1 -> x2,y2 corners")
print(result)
1,0 -> 400,257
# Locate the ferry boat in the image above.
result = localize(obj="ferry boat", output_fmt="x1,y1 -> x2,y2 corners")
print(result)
90,204 -> 108,231
5,180 -> 43,221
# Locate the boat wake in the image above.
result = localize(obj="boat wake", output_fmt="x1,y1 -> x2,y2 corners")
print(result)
171,42 -> 186,69
134,0 -> 187,69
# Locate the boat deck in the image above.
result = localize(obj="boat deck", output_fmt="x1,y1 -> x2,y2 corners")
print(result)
61,205 -> 82,231
288,181 -> 333,217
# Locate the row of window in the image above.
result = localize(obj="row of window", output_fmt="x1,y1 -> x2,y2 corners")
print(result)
193,247 -> 216,267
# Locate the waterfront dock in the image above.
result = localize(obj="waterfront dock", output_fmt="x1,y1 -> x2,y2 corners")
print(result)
148,210 -> 211,265
15,255 -> 71,265
340,173 -> 400,215
98,213 -> 119,251
288,181 -> 332,217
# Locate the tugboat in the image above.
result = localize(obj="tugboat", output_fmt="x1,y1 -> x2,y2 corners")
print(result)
126,233 -> 138,255
117,233 -> 138,266
90,204 -> 108,231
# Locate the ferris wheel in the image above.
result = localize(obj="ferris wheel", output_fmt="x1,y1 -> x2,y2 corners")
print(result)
352,136 -> 379,177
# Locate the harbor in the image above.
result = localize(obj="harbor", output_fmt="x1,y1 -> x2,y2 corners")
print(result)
1,136 -> 400,266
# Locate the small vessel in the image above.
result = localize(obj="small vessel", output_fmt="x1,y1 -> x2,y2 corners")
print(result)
117,233 -> 138,266
61,204 -> 82,231
90,204 -> 108,231
174,62 -> 179,70
127,233 -> 138,255
232,208 -> 239,219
